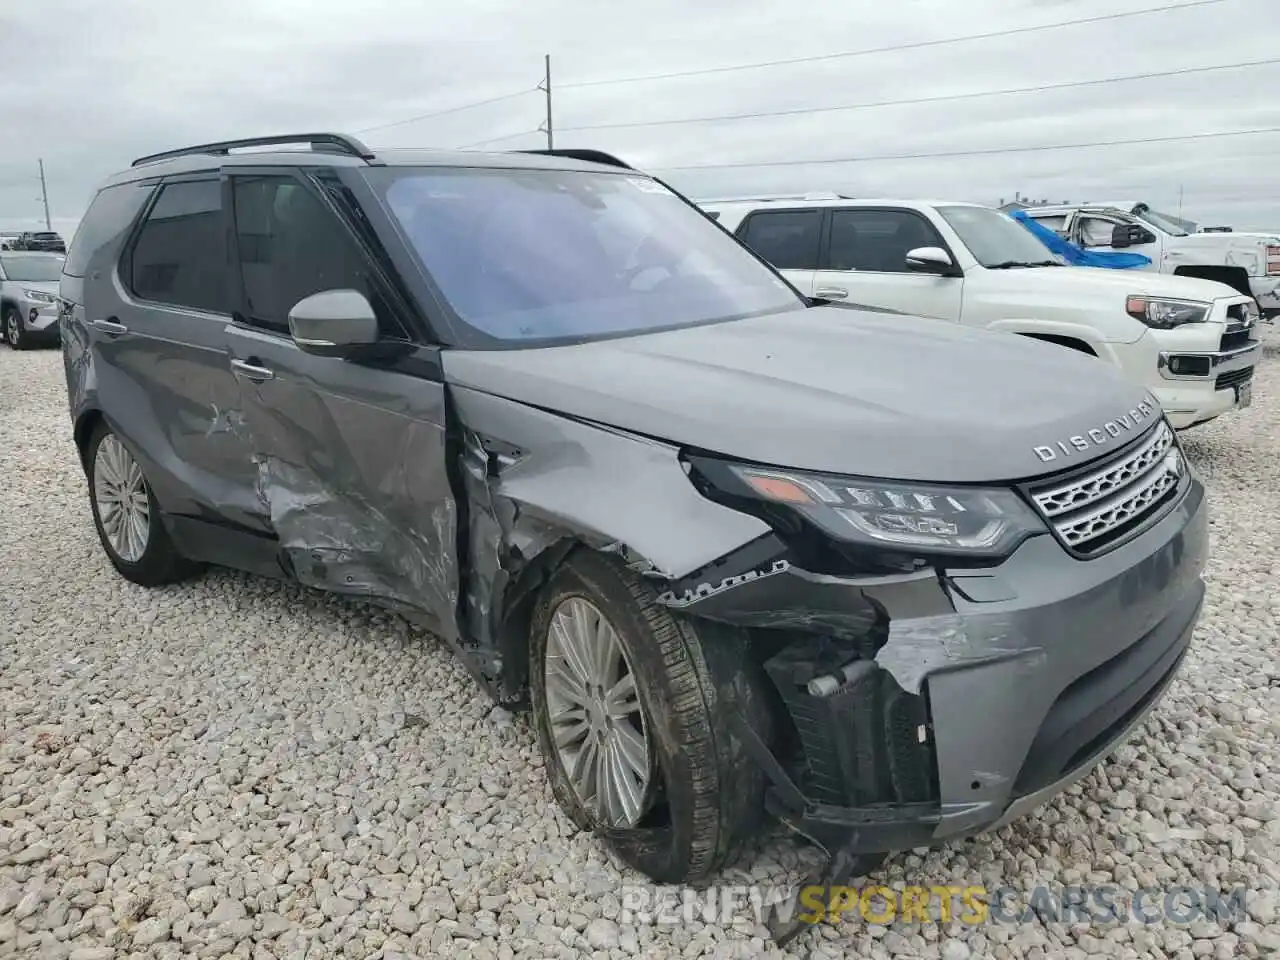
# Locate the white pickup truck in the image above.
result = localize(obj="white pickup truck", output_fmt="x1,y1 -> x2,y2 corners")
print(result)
700,196 -> 1261,430
1021,201 -> 1280,317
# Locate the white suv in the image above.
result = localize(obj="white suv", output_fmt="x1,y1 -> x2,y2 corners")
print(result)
702,196 -> 1261,430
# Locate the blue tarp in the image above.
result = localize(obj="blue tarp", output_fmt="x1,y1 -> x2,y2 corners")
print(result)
1009,210 -> 1153,270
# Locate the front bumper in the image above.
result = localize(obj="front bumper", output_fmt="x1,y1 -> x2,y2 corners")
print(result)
21,299 -> 61,341
1111,321 -> 1259,429
678,468 -> 1208,858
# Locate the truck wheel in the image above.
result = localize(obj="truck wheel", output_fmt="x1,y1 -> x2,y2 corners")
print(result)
530,550 -> 773,884
85,421 -> 202,586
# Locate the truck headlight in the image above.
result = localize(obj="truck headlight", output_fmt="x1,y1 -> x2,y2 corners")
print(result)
1125,296 -> 1209,328
23,289 -> 57,304
691,458 -> 1045,558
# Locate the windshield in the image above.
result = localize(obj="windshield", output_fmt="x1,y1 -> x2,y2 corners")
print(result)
0,254 -> 64,281
1132,206 -> 1189,237
34,232 -> 60,240
936,205 -> 1062,268
370,167 -> 804,346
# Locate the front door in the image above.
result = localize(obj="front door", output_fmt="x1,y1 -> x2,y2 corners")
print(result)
816,207 -> 964,321
1075,214 -> 1161,272
222,169 -> 461,640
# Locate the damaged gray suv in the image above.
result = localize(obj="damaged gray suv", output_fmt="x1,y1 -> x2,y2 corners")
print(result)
60,134 -> 1207,906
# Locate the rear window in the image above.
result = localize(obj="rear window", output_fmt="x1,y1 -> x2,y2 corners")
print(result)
369,167 -> 803,347
737,210 -> 823,270
64,183 -> 153,278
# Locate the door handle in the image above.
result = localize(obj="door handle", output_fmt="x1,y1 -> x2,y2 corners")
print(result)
230,358 -> 275,382
815,287 -> 849,299
91,318 -> 128,336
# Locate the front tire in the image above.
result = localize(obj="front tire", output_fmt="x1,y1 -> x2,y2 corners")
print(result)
530,551 -> 773,884
3,306 -> 27,350
85,421 -> 201,586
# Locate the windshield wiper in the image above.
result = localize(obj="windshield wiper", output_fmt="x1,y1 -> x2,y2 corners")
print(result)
987,260 -> 1062,269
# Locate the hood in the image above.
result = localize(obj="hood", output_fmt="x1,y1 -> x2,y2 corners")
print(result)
1005,265 -> 1245,302
443,305 -> 1160,483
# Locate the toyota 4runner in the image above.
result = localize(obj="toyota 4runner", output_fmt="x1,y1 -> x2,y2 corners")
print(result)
701,196 -> 1260,430
59,134 -> 1208,935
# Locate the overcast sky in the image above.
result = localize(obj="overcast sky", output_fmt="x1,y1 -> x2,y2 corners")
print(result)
3,0 -> 1277,239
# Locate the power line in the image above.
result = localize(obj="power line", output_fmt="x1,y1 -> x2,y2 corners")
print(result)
455,129 -> 542,150
559,0 -> 1229,89
648,126 -> 1280,172
356,88 -> 537,135
560,57 -> 1280,132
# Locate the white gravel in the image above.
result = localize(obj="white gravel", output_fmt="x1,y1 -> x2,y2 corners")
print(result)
2,336 -> 1279,960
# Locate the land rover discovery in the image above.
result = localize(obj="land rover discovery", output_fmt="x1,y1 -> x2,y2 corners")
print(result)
59,134 -> 1208,913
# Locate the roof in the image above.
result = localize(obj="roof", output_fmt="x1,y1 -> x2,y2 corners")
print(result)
697,197 -> 991,211
105,133 -> 644,187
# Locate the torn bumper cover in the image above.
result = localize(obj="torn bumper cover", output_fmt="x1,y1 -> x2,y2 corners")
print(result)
663,475 -> 1208,856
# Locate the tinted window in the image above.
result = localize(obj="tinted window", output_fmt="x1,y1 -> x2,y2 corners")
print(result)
737,210 -> 822,270
827,210 -> 945,272
370,167 -> 803,346
64,183 -> 152,279
129,180 -> 227,312
231,175 -> 405,337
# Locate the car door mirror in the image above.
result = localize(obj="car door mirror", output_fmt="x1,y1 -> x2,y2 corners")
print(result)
1110,223 -> 1150,249
287,289 -> 379,358
905,246 -> 956,275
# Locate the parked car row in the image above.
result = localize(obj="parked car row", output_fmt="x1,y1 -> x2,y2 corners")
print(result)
52,133 -> 1213,943
700,195 -> 1261,431
3,229 -> 67,253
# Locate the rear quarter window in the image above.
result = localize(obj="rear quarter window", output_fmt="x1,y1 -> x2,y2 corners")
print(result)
63,182 -> 153,278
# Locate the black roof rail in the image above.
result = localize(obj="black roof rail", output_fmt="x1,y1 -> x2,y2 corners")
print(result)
514,148 -> 635,170
131,132 -> 375,168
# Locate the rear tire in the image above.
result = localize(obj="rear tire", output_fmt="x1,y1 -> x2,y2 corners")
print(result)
85,421 -> 202,586
530,550 -> 774,885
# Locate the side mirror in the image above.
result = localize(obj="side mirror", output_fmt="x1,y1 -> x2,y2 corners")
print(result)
287,289 -> 379,358
1110,223 -> 1151,249
905,246 -> 956,275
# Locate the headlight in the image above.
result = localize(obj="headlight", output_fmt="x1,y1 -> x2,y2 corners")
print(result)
1125,296 -> 1209,328
703,461 -> 1045,557
23,289 -> 56,304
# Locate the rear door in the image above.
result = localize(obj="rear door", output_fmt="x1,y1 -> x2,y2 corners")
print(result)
222,167 -> 461,639
815,207 -> 964,320
733,207 -> 824,295
95,175 -> 271,544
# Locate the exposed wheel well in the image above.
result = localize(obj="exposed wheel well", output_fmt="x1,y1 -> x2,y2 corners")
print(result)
1173,264 -> 1252,299
73,409 -> 104,471
1017,332 -> 1097,356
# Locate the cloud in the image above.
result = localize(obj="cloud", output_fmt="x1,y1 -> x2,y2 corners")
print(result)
3,0 -> 1276,235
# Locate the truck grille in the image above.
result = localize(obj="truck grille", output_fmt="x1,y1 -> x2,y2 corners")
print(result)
1026,421 -> 1185,557
1221,305 -> 1258,351
1215,367 -> 1253,392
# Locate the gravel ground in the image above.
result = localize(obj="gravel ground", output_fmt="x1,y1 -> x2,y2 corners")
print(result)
2,336 -> 1279,960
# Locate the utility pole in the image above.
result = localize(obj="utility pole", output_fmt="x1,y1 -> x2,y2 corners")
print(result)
37,159 -> 52,230
537,54 -> 554,149
1178,184 -> 1184,219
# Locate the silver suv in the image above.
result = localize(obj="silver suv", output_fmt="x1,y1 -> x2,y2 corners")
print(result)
59,133 -> 1207,935
1,250 -> 64,348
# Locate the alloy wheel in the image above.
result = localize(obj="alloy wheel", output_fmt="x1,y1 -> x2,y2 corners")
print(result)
92,434 -> 151,563
544,597 -> 655,827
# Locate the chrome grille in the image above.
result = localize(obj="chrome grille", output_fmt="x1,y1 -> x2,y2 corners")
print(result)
1029,421 -> 1184,554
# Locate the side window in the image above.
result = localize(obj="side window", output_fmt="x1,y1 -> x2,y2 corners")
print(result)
827,209 -> 946,273
128,180 -> 227,312
65,183 -> 153,279
737,210 -> 822,269
230,175 -> 405,338
1028,214 -> 1068,237
1079,217 -> 1117,247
